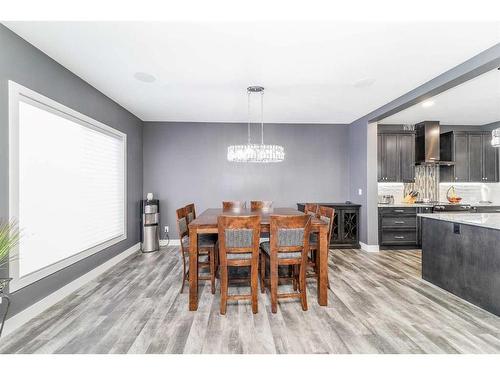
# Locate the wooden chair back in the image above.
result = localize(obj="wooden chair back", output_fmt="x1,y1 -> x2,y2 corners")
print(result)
269,215 -> 311,259
250,200 -> 273,210
222,201 -> 246,211
217,215 -> 261,262
304,203 -> 319,216
176,206 -> 189,244
318,206 -> 335,248
185,203 -> 196,223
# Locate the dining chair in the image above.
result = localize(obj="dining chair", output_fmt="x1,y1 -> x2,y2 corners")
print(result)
250,200 -> 273,210
250,201 -> 273,240
308,206 -> 334,286
222,201 -> 246,211
304,203 -> 319,216
260,214 -> 312,313
217,214 -> 261,314
185,203 -> 196,223
177,206 -> 217,294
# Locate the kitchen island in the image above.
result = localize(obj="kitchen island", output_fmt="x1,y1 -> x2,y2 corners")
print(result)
419,213 -> 500,316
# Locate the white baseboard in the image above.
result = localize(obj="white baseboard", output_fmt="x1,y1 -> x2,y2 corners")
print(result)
0,242 -> 140,339
159,239 -> 180,246
360,241 -> 380,252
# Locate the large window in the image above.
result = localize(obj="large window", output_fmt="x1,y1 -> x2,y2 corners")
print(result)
9,81 -> 127,291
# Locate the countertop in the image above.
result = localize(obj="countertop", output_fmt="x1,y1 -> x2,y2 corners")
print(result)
418,213 -> 500,231
378,203 -> 433,208
378,202 -> 500,208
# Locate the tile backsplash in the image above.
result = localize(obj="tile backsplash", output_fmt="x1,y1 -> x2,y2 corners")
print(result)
379,182 -> 500,204
405,165 -> 440,202
439,183 -> 500,204
378,165 -> 440,203
378,183 -> 405,203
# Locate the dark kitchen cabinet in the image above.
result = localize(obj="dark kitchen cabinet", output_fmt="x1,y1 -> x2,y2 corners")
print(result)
454,133 -> 469,182
482,133 -> 499,182
378,132 -> 415,183
378,206 -> 419,249
468,134 -> 483,182
379,205 -> 431,249
440,131 -> 499,183
379,134 -> 399,182
399,133 -> 415,182
297,203 -> 360,249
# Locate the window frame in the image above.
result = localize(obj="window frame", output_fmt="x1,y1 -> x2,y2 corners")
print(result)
8,81 -> 127,292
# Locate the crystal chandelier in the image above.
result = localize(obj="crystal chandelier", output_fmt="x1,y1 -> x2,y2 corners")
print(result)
492,128 -> 500,147
227,86 -> 285,163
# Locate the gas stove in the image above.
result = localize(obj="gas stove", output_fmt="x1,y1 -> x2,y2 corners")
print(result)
432,203 -> 472,212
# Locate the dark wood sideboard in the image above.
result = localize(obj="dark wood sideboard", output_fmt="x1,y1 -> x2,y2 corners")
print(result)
297,203 -> 361,249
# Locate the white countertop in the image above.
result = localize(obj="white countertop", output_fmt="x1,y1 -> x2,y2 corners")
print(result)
378,202 -> 499,208
418,213 -> 500,231
378,203 -> 434,207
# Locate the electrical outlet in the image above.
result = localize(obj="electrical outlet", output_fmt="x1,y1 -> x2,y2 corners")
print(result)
358,188 -> 363,196
164,226 -> 169,233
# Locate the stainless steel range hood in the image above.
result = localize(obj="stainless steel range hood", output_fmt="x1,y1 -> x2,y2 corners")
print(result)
415,121 -> 454,166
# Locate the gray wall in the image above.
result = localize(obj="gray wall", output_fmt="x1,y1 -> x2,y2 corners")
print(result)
143,122 -> 350,239
348,43 -> 500,245
0,25 -> 143,318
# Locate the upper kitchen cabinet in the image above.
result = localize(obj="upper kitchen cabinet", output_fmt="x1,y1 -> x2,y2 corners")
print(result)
468,133 -> 483,182
378,133 -> 399,182
440,131 -> 499,183
483,132 -> 499,182
378,132 -> 415,182
399,133 -> 416,182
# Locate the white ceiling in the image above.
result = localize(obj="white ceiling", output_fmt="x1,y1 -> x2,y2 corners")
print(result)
4,21 -> 500,123
380,68 -> 500,126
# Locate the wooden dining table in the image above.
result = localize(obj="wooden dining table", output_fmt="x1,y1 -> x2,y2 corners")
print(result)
187,207 -> 330,311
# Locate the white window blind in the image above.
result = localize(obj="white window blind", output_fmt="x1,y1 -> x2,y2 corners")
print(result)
9,82 -> 127,291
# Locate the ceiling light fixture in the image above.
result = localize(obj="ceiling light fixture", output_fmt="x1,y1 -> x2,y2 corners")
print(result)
421,100 -> 435,108
134,72 -> 156,83
227,86 -> 285,163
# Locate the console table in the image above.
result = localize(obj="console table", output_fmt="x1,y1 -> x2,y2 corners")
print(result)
297,203 -> 361,249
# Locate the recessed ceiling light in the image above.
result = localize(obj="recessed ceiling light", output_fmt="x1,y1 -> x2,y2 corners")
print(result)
134,72 -> 156,83
353,77 -> 376,88
422,100 -> 435,108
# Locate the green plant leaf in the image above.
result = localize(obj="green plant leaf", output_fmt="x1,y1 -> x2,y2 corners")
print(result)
0,219 -> 20,264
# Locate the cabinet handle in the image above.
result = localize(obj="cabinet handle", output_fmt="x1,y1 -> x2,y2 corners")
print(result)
394,221 -> 405,224
394,210 -> 405,213
394,236 -> 405,239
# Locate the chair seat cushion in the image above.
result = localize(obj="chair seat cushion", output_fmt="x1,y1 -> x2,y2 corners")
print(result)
226,252 -> 253,260
260,241 -> 302,259
181,234 -> 217,248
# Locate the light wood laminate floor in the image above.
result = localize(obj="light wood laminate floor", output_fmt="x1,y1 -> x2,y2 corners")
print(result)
2,247 -> 500,354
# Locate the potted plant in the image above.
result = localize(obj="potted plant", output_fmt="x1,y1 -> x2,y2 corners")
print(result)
0,220 -> 19,337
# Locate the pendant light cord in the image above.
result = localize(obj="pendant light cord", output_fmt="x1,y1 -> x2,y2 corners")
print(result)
247,91 -> 251,144
261,91 -> 264,145
246,87 -> 265,145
